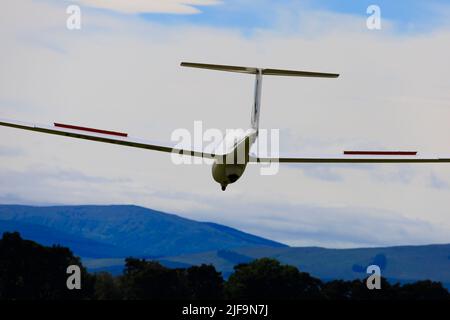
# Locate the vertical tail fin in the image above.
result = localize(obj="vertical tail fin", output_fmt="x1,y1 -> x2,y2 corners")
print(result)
251,69 -> 263,133
180,62 -> 339,135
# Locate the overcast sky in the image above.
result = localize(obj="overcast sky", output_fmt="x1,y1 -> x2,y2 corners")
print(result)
1,0 -> 450,248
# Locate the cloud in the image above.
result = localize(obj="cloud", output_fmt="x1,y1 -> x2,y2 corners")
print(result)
0,145 -> 25,157
295,165 -> 344,182
0,165 -> 132,205
235,205 -> 448,248
1,0 -> 450,248
75,0 -> 221,14
429,172 -> 449,189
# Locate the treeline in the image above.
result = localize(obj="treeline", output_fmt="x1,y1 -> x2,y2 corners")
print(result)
0,232 -> 449,300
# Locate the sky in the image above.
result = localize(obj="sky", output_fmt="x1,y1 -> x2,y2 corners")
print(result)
1,0 -> 450,248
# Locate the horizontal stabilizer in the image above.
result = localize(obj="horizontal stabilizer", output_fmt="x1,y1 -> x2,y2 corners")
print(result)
181,62 -> 339,78
181,62 -> 258,74
263,68 -> 339,78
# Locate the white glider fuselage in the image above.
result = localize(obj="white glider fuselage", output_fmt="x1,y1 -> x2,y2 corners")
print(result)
211,129 -> 256,191
211,67 -> 263,191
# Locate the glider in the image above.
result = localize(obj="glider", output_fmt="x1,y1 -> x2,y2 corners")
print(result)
1,62 -> 449,191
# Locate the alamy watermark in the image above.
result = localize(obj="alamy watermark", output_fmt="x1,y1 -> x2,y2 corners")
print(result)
367,5 -> 382,30
66,265 -> 81,290
64,4 -> 382,33
66,5 -> 81,30
366,265 -> 381,290
170,121 -> 280,176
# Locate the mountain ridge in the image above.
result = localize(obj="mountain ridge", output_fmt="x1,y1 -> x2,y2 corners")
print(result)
0,204 -> 286,258
1,204 -> 450,288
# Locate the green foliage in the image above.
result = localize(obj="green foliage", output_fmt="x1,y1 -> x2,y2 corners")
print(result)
0,232 -> 94,300
119,259 -> 224,300
397,280 -> 450,300
93,272 -> 122,300
185,264 -> 224,300
323,278 -> 398,300
225,258 -> 323,299
120,258 -> 190,300
0,232 -> 449,300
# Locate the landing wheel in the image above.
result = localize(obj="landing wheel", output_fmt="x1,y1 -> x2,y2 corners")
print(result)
221,185 -> 227,191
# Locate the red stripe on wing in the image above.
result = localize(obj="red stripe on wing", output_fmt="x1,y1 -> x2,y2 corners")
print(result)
54,123 -> 128,137
344,151 -> 417,156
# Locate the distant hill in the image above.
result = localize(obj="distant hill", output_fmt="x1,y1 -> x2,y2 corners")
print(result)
84,244 -> 450,288
0,220 -> 131,258
0,204 -> 286,258
2,204 -> 450,288
155,245 -> 450,287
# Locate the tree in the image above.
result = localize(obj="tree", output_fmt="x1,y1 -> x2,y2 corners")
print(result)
0,232 -> 94,300
120,258 -> 190,300
185,264 -> 224,299
398,280 -> 450,300
225,258 -> 323,300
1,233 -> 449,301
322,280 -> 353,300
94,272 -> 122,300
324,278 -> 398,300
